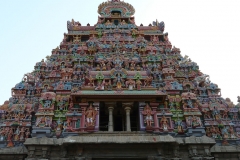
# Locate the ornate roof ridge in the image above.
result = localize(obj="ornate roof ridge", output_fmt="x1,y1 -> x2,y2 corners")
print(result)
98,0 -> 135,17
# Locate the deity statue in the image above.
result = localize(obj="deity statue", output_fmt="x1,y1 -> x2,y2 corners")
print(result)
144,76 -> 153,87
233,113 -> 238,120
142,104 -> 154,127
212,107 -> 220,120
186,116 -> 192,127
36,117 -> 46,127
87,75 -> 95,87
175,117 -> 184,133
228,126 -> 237,139
85,104 -> 98,127
186,98 -> 194,108
206,127 -> 212,137
55,119 -> 63,138
136,79 -> 142,91
160,116 -> 169,132
222,108 -> 229,119
45,116 -> 52,127
95,79 -> 105,91
25,128 -> 30,139
221,127 -> 229,139
192,116 -> 200,128
7,128 -> 14,147
105,20 -> 112,25
0,128 -> 6,141
125,79 -> 135,90
19,127 -> 25,141
14,126 -> 20,141
202,109 -> 211,119
210,126 -> 220,139
105,80 -> 112,91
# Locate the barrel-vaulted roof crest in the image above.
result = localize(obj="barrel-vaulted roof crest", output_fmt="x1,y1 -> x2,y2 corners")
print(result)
98,0 -> 135,17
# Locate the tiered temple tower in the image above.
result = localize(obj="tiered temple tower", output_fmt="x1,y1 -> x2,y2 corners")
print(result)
1,0 -> 240,159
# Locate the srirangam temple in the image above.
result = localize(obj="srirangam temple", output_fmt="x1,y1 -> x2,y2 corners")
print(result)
1,0 -> 240,159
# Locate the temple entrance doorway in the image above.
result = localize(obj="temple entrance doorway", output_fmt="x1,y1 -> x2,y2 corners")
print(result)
114,102 -> 124,131
99,101 -> 139,131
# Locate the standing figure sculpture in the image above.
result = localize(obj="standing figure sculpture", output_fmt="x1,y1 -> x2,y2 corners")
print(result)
175,117 -> 184,133
85,104 -> 98,128
142,104 -> 154,129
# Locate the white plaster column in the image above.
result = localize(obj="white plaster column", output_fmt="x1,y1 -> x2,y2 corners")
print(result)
125,107 -> 131,131
105,102 -> 115,132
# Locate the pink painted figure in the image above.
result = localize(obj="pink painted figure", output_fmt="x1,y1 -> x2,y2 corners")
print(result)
85,104 -> 98,127
142,104 -> 154,127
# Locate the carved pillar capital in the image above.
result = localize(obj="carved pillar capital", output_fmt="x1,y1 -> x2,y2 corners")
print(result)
122,102 -> 134,109
105,102 -> 116,108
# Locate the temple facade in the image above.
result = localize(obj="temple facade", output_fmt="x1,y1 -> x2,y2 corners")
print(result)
1,0 -> 240,159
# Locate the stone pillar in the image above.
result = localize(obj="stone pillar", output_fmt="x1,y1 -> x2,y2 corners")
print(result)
125,107 -> 131,131
122,102 -> 133,132
108,106 -> 114,132
105,102 -> 115,132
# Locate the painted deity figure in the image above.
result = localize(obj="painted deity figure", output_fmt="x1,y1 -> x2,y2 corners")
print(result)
221,127 -> 229,139
36,117 -> 46,127
44,100 -> 52,108
0,128 -> 6,141
14,126 -> 20,141
126,79 -> 135,90
136,79 -> 142,91
192,116 -> 200,128
7,128 -> 14,147
222,108 -> 229,119
45,116 -> 52,127
142,104 -> 154,127
206,128 -> 212,137
186,116 -> 192,127
187,98 -> 194,108
55,119 -> 63,138
19,127 -> 25,141
161,116 -> 169,132
212,107 -> 220,120
85,104 -> 98,127
25,128 -> 30,139
175,118 -> 184,133
210,126 -> 216,138
202,109 -> 211,119
228,126 -> 237,139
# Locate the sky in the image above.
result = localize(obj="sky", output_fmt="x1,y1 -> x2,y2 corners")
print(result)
0,0 -> 240,105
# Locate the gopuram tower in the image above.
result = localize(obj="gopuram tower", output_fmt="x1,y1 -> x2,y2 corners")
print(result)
1,0 -> 240,159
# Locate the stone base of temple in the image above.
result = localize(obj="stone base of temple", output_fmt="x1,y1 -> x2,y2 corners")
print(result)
1,133 -> 239,160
